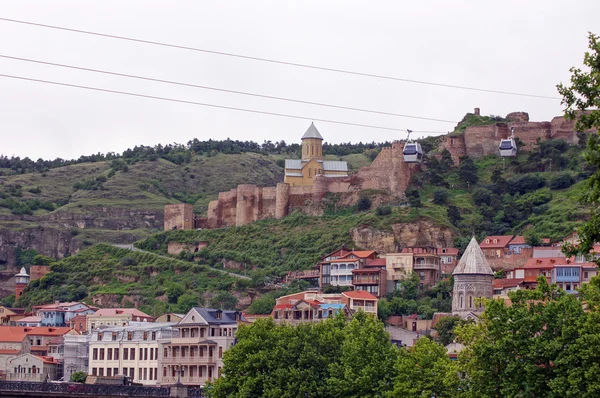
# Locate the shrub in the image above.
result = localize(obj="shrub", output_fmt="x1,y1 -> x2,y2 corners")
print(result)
357,196 -> 372,212
406,189 -> 422,208
472,188 -> 492,206
508,174 -> 546,195
71,371 -> 87,383
376,205 -> 392,216
275,159 -> 285,168
549,172 -> 575,190
433,189 -> 450,205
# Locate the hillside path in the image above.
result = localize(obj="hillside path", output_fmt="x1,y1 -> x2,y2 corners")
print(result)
111,244 -> 251,280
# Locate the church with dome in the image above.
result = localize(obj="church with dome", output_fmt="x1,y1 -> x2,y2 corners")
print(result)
452,236 -> 494,320
283,123 -> 349,187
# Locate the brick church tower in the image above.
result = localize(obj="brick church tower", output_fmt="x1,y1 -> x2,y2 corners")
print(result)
15,267 -> 30,299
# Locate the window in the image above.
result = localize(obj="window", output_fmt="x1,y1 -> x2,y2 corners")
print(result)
92,368 -> 97,376
114,367 -> 118,376
585,271 -> 589,279
112,332 -> 117,341
114,348 -> 119,360
107,368 -> 112,377
216,312 -> 222,320
145,348 -> 148,360
163,348 -> 168,358
219,346 -> 223,358
151,332 -> 156,340
150,348 -> 153,361
127,332 -> 133,341
129,368 -> 134,378
124,348 -> 129,360
99,348 -> 105,360
123,368 -> 127,376
143,368 -> 147,380
93,348 -> 98,360
143,332 -> 148,341
139,348 -> 143,360
107,348 -> 113,361
130,348 -> 135,360
98,333 -> 102,341
163,367 -> 167,377
139,368 -> 142,381
99,368 -> 104,376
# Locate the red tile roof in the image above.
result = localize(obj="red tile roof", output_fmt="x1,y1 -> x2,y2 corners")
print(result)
509,236 -> 527,245
493,278 -> 525,289
343,290 -> 378,300
26,327 -> 72,336
522,258 -> 563,269
0,349 -> 19,355
365,258 -> 387,267
341,250 -> 377,259
0,327 -> 28,343
480,236 -> 513,249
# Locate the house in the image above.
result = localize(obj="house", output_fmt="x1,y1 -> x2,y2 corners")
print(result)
479,236 -> 513,259
69,315 -> 87,334
16,316 -> 41,327
562,231 -> 580,246
492,278 -> 525,297
6,353 -> 58,381
508,236 -> 531,254
33,302 -> 97,327
351,258 -> 387,298
88,322 -> 175,385
320,250 -> 378,288
25,327 -> 73,359
270,301 -> 351,326
385,247 -> 442,290
158,308 -> 243,387
510,258 -> 555,288
86,308 -> 153,331
0,306 -> 17,326
155,313 -> 185,324
341,290 -> 378,315
0,327 -> 31,379
283,123 -> 348,187
437,248 -> 460,274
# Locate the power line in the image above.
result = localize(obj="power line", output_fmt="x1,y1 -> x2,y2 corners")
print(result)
0,73 -> 448,135
0,54 -> 458,124
0,16 -> 561,100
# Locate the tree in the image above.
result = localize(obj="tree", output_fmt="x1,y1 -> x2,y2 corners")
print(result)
441,149 -> 454,169
433,189 -> 450,205
458,156 -> 478,186
557,33 -> 600,258
246,294 -> 276,314
388,337 -> 459,398
456,278 -> 588,397
406,189 -> 422,208
525,233 -> 542,247
447,205 -> 462,225
433,315 -> 462,346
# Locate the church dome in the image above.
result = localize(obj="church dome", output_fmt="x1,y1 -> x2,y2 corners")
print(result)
301,123 -> 324,140
453,237 -> 494,276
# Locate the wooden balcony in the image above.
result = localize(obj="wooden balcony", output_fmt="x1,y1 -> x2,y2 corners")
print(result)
161,356 -> 216,365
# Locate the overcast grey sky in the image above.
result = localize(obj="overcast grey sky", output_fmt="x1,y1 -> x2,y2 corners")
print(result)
0,1 -> 597,160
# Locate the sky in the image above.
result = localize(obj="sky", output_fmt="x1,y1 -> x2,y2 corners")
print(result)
0,1 -> 598,160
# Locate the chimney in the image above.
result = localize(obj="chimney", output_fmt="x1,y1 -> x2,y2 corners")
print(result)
55,300 -> 60,305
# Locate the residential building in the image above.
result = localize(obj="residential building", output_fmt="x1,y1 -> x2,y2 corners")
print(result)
0,327 -> 31,379
158,308 -> 243,387
492,278 -> 525,297
513,258 -> 555,289
155,313 -> 185,324
341,290 -> 378,315
320,250 -> 378,288
16,316 -> 41,327
89,322 -> 175,385
33,302 -> 96,327
437,248 -> 459,274
351,258 -> 387,298
87,308 -> 153,331
508,236 -> 531,254
271,301 -> 350,326
275,290 -> 379,316
69,315 -> 87,334
385,247 -> 442,289
63,333 -> 90,380
452,237 -> 494,320
283,123 -> 348,187
6,353 -> 58,381
479,235 -> 513,259
562,231 -> 580,246
0,307 -> 17,326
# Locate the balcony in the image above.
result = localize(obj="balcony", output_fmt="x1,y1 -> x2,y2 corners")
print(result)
353,278 -> 379,285
412,262 -> 440,270
162,356 -> 216,365
330,269 -> 355,275
170,337 -> 214,345
351,305 -> 377,313
161,375 -> 211,385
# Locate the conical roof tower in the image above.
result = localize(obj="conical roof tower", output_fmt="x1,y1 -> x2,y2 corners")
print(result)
453,237 -> 494,276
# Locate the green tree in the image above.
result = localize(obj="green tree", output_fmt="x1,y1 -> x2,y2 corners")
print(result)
388,337 -> 459,398
357,196 -> 372,212
328,312 -> 398,398
433,188 -> 450,205
210,291 -> 238,310
433,315 -> 462,346
447,205 -> 462,225
246,293 -> 276,314
441,149 -> 454,169
71,371 -> 87,383
406,188 -> 422,208
458,156 -> 478,186
557,33 -> 600,258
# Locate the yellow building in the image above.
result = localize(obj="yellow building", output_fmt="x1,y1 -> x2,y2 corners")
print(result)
284,123 -> 348,186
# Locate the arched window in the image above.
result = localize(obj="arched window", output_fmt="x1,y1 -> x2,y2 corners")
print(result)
459,295 -> 463,309
469,295 -> 473,309
311,144 -> 314,156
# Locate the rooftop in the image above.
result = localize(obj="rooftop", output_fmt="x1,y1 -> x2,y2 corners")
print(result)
191,308 -> 243,325
453,237 -> 494,276
509,236 -> 527,245
301,122 -> 324,140
493,278 -> 525,289
480,235 -> 513,248
91,308 -> 152,318
342,290 -> 378,300
94,322 -> 175,332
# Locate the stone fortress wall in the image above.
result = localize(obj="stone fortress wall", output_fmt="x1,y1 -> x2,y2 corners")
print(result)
439,108 -> 581,164
165,109 -> 584,230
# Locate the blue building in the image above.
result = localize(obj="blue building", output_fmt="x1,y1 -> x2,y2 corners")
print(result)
553,265 -> 581,294
508,236 -> 531,254
33,302 -> 96,326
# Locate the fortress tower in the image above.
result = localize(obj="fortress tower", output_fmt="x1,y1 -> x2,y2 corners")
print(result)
452,237 -> 494,320
284,123 -> 348,186
15,267 -> 30,299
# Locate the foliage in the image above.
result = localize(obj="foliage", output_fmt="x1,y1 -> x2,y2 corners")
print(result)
207,313 -> 396,398
246,294 -> 276,315
557,32 -> 600,259
433,315 -> 462,346
433,188 -> 450,205
458,156 -> 478,186
549,172 -> 575,190
376,205 -> 392,216
356,196 -> 372,212
0,294 -> 15,307
70,371 -> 87,383
406,188 -> 422,208
15,248 -> 39,268
389,337 -> 459,398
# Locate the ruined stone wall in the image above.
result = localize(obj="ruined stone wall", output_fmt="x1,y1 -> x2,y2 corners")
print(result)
164,203 -> 194,231
507,121 -> 552,151
439,134 -> 468,164
30,265 -> 51,281
550,116 -> 581,145
275,183 -> 290,219
167,241 -> 208,255
355,142 -> 419,197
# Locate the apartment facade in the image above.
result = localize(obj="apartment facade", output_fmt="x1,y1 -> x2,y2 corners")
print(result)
479,236 -> 513,259
88,323 -> 175,386
320,250 -> 377,288
87,308 -> 154,331
158,308 -> 242,387
352,258 -> 387,298
33,302 -> 96,327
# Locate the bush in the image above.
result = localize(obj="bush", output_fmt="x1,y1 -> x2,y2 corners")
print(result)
357,196 -> 372,212
433,189 -> 450,205
508,174 -> 546,195
549,172 -> 575,190
71,371 -> 87,383
275,159 -> 285,168
472,188 -> 492,206
376,205 -> 392,216
406,189 -> 422,208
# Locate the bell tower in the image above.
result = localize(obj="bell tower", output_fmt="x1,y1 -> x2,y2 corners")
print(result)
15,267 -> 30,299
301,122 -> 323,161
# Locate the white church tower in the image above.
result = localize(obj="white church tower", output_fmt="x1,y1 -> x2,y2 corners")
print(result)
452,236 -> 494,319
